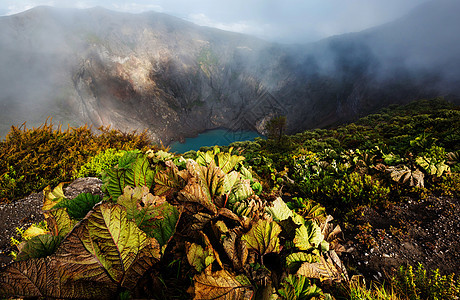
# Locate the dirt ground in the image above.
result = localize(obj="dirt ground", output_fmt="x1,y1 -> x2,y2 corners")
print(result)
343,194 -> 460,281
0,177 -> 102,268
1,178 -> 459,285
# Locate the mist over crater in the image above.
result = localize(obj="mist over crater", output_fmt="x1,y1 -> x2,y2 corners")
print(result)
1,0 -> 459,143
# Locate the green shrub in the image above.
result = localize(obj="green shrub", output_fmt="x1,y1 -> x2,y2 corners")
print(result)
74,148 -> 126,179
325,172 -> 390,206
0,121 -> 152,203
393,263 -> 460,300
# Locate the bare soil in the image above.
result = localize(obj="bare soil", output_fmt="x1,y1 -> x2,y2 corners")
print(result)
0,177 -> 103,268
343,194 -> 460,281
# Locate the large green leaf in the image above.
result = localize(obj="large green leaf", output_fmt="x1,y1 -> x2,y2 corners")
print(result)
42,183 -> 66,211
265,197 -> 293,222
192,269 -> 253,300
285,252 -> 320,271
293,221 -> 324,251
77,203 -> 160,284
52,193 -> 102,220
227,179 -> 253,208
45,208 -> 75,238
196,147 -> 245,174
278,274 -> 324,300
102,152 -> 155,201
416,156 -> 450,177
0,203 -> 159,298
154,160 -> 187,197
15,234 -> 62,261
241,219 -> 281,256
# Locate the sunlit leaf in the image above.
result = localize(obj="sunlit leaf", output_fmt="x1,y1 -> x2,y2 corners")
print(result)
22,224 -> 49,240
293,221 -> 324,251
45,208 -> 75,237
241,219 -> 281,255
265,197 -> 293,222
278,274 -> 324,300
42,183 -> 66,211
285,252 -> 320,271
296,251 -> 347,283
192,269 -> 253,300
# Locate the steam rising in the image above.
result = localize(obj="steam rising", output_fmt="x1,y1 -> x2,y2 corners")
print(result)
0,0 -> 459,141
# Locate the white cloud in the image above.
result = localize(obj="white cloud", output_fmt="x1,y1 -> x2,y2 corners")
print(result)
187,13 -> 270,37
112,2 -> 163,13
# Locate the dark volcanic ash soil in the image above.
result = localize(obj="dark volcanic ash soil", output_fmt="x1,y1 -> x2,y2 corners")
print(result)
343,194 -> 460,280
0,177 -> 103,267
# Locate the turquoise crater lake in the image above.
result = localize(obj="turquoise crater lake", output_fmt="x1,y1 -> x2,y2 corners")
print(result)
169,129 -> 263,153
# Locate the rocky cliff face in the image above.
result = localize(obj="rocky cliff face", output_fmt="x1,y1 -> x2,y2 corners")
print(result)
1,1 -> 459,143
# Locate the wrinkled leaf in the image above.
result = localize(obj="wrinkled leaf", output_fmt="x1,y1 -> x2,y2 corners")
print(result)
293,221 -> 324,251
278,274 -> 324,300
45,208 -> 75,238
117,185 -> 180,249
241,219 -> 281,255
16,234 -> 62,261
265,197 -> 293,222
154,160 -> 187,197
296,251 -> 347,283
192,269 -> 253,300
222,229 -> 248,270
186,242 -> 214,273
42,183 -> 66,211
285,252 -> 320,271
53,193 -> 102,220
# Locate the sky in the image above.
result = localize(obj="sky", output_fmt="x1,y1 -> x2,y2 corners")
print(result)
0,0 -> 429,43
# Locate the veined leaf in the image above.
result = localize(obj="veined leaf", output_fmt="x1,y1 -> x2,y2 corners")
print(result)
52,193 -> 101,220
178,160 -> 225,214
63,203 -> 160,286
265,197 -> 293,222
278,274 -> 324,300
222,230 -> 248,271
196,147 -> 245,174
293,221 -> 324,251
416,156 -> 450,177
154,160 -> 186,197
15,234 -> 62,261
388,165 -> 424,187
241,219 -> 281,256
216,149 -> 245,174
285,252 -> 320,271
227,179 -> 253,208
148,202 -> 180,249
0,257 -> 117,299
45,208 -> 75,238
42,183 -> 66,211
102,152 -> 155,201
296,251 -> 347,283
192,269 -> 253,300
22,224 -> 49,240
186,242 -> 216,273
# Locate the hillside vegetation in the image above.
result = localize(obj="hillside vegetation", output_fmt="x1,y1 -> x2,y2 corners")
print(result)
0,98 -> 459,299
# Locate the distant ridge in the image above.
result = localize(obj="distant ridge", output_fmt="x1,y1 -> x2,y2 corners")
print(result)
0,1 -> 459,143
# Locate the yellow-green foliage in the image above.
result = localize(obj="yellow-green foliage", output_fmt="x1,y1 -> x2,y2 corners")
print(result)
75,148 -> 126,179
393,263 -> 460,300
0,121 -> 152,203
325,172 -> 390,205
